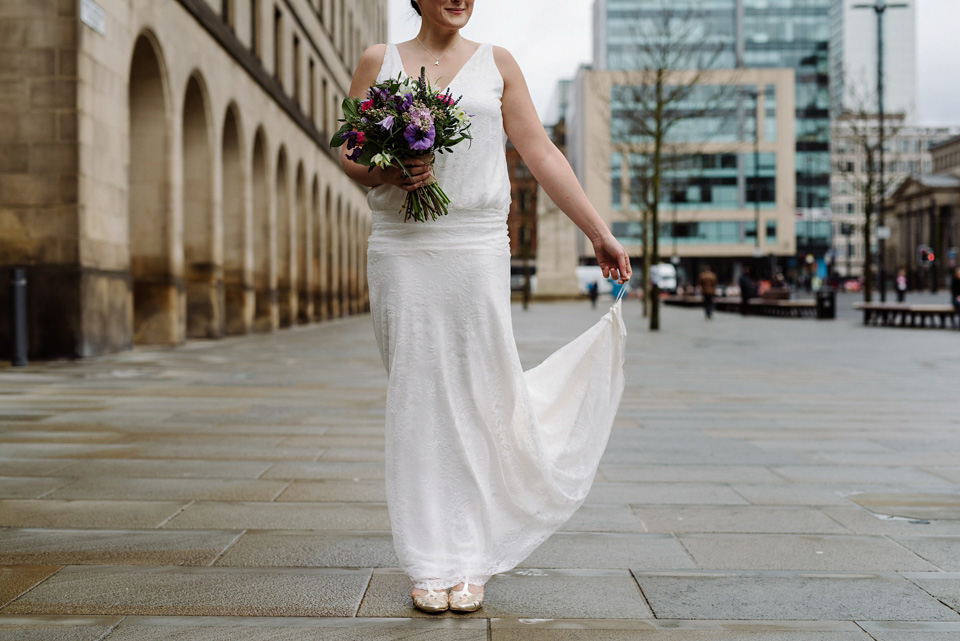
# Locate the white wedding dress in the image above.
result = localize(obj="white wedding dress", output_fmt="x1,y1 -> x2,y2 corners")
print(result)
366,43 -> 626,591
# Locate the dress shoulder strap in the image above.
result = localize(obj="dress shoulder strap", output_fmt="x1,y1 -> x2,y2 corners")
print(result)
377,43 -> 401,83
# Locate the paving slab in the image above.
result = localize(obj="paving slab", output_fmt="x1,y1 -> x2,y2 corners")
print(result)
585,482 -> 748,505
0,615 -> 121,641
857,621 -> 960,641
899,572 -> 960,613
518,532 -> 696,570
103,616 -> 486,640
275,479 -> 387,502
631,570 -> 960,621
46,478 -> 289,502
0,459 -> 74,477
215,530 -> 399,567
278,435 -> 386,448
104,444 -> 323,462
163,501 -> 391,531
3,566 -> 372,617
558,504 -> 646,533
262,461 -> 385,480
0,529 -> 239,566
0,431 -> 123,444
849,492 -> 960,521
678,534 -> 938,572
769,467 -> 954,488
599,464 -> 784,484
630,505 -> 849,534
892,536 -> 960,571
0,500 -> 187,529
820,507 -> 960,536
0,477 -> 71,499
357,568 -> 653,620
0,566 -> 60,609
52,459 -> 272,479
730,484 -> 863,507
490,618 -> 872,640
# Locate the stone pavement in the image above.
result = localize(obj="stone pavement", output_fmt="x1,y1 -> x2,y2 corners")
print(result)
0,299 -> 959,640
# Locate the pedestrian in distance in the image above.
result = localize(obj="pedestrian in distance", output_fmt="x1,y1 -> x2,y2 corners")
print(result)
699,265 -> 717,319
339,0 -> 631,614
737,267 -> 757,316
896,268 -> 908,303
588,280 -> 599,309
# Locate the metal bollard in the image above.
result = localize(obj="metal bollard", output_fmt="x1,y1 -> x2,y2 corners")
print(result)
10,268 -> 27,366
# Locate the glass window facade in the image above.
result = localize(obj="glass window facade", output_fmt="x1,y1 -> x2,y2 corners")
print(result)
611,152 -> 623,210
602,0 -> 832,222
624,152 -> 776,211
614,220 -> 760,245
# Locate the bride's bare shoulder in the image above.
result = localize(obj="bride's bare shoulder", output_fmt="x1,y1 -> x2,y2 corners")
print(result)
491,46 -> 523,82
359,44 -> 388,67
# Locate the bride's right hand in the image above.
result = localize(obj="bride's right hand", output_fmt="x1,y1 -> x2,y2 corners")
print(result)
379,159 -> 432,192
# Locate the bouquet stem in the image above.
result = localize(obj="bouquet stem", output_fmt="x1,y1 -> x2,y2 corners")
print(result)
401,153 -> 451,222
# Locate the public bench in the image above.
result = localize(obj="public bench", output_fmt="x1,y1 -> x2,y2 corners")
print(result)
852,302 -> 958,328
665,295 -> 819,318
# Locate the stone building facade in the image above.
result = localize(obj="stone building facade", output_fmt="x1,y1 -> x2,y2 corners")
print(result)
0,0 -> 386,359
884,135 -> 960,291
830,116 -> 958,278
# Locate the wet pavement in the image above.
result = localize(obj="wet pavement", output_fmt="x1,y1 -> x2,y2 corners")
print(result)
1,299 -> 958,639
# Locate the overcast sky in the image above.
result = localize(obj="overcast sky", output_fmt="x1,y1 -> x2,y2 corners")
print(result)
387,0 -> 960,127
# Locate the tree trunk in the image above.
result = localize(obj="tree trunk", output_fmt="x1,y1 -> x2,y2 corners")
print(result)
862,151 -> 875,303
649,72 -> 664,331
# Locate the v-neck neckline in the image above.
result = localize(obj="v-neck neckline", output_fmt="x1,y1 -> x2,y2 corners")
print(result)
393,42 -> 485,94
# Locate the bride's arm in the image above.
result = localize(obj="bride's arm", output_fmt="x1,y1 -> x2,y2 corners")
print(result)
340,45 -> 432,192
494,47 -> 631,284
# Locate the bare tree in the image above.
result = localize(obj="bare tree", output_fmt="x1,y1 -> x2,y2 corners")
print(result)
607,1 -> 735,330
833,85 -> 904,302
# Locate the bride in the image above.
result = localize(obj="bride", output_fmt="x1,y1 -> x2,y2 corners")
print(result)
339,0 -> 631,613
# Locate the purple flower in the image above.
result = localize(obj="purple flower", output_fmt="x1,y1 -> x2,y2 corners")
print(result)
376,115 -> 395,130
346,145 -> 363,161
404,123 -> 435,150
395,93 -> 413,112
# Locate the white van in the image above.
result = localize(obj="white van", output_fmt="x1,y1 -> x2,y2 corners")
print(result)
649,263 -> 678,293
574,265 -> 614,295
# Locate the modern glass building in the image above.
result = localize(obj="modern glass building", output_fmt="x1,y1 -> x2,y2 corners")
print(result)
592,0 -> 832,268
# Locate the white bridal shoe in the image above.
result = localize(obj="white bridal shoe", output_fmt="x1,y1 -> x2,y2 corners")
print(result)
448,583 -> 484,612
411,588 -> 449,613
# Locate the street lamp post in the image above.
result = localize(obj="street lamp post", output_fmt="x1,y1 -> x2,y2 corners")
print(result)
852,0 -> 908,302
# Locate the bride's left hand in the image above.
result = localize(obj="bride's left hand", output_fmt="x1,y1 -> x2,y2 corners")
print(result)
592,235 -> 632,284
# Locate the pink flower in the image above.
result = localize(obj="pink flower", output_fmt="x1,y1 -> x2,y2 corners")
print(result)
355,131 -> 366,145
437,92 -> 454,106
360,99 -> 374,112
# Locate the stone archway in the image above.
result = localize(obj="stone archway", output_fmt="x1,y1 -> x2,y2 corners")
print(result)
311,176 -> 323,321
296,163 -> 311,324
222,104 -> 249,335
252,128 -> 274,331
182,73 -> 222,338
276,148 -> 293,327
334,196 -> 344,317
347,206 -> 358,314
324,186 -> 334,320
129,33 -> 178,345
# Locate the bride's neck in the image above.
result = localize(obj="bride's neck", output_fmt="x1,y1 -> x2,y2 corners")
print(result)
415,27 -> 461,52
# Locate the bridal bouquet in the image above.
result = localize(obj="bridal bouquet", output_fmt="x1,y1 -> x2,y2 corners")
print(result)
331,68 -> 472,222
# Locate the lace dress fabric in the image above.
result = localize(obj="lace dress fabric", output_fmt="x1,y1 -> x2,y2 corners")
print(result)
366,43 -> 627,591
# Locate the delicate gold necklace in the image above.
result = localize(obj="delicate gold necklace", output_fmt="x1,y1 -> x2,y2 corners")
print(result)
415,35 -> 461,66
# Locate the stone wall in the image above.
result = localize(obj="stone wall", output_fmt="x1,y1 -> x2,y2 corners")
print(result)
0,0 -> 384,360
0,0 -> 81,357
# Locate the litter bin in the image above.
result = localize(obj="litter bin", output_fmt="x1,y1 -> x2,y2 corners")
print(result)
815,289 -> 836,320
